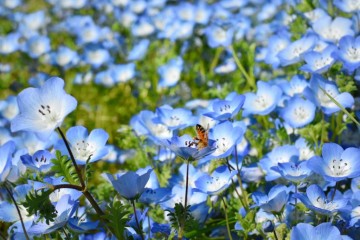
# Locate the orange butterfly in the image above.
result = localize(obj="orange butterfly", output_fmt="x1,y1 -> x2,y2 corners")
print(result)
186,124 -> 209,150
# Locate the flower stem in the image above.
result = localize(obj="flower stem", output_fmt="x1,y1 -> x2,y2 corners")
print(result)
222,197 -> 233,240
131,200 -> 144,240
57,127 -> 85,188
4,184 -> 30,240
230,45 -> 255,90
234,146 -> 249,211
56,127 -> 105,217
184,159 -> 190,209
273,229 -> 279,240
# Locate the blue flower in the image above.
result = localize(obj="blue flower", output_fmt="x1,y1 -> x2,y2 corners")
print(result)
162,134 -> 216,161
304,74 -> 354,115
307,143 -> 360,182
294,184 -> 348,216
271,160 -> 311,183
50,46 -> 79,69
0,141 -> 15,182
280,97 -> 316,128
300,44 -> 336,73
278,75 -> 309,97
332,35 -> 360,73
158,57 -> 183,88
11,77 -> 77,140
291,222 -> 348,240
259,145 -> 299,181
154,105 -> 197,130
105,168 -> 152,200
334,0 -> 360,13
312,16 -> 354,43
110,63 -> 136,83
0,95 -> 19,121
205,25 -> 234,48
251,185 -> 289,213
55,126 -> 109,165
204,92 -> 245,121
0,32 -> 20,55
83,44 -> 111,69
127,39 -> 150,61
24,35 -> 51,58
277,34 -> 317,66
20,149 -> 54,172
264,33 -> 290,68
195,165 -> 237,195
243,81 -> 282,116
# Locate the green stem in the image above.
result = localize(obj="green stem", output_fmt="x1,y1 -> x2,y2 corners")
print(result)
131,200 -> 144,240
184,159 -> 190,209
222,197 -> 233,240
210,47 -> 223,74
230,45 -> 255,90
56,127 -> 105,217
4,185 -> 30,240
234,146 -> 250,211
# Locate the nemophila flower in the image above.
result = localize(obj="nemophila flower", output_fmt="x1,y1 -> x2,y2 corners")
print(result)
280,97 -> 316,128
11,77 -> 77,140
132,18 -> 155,37
271,160 -> 312,183
350,205 -> 360,227
1,0 -> 22,9
277,34 -> 317,66
105,168 -> 152,200
0,141 -> 15,182
204,92 -> 245,121
291,222 -> 349,240
55,126 -> 109,165
83,44 -> 111,69
50,46 -> 79,69
259,145 -> 299,181
162,134 -> 216,161
160,185 -> 207,210
312,16 -> 354,43
158,57 -> 183,88
300,44 -> 337,73
334,0 -> 360,13
243,81 -> 282,116
75,24 -> 101,45
134,110 -> 173,143
204,121 -> 243,161
278,75 -> 309,97
304,74 -> 354,115
67,207 -> 99,233
94,70 -> 114,87
214,58 -> 236,74
0,32 -> 20,55
0,95 -> 19,121
24,35 -> 51,58
251,185 -> 289,213
304,8 -> 329,23
18,11 -> 47,37
154,105 -> 197,130
194,2 -> 212,25
294,184 -> 348,216
332,35 -> 360,73
28,194 -> 78,234
140,187 -> 172,204
295,137 -> 315,161
195,165 -> 237,195
109,63 -> 136,83
264,33 -> 291,68
205,24 -> 234,48
127,39 -> 150,61
20,149 -> 54,172
307,143 -> 360,182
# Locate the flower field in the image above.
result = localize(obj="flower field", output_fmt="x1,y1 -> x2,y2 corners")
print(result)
1,0 -> 360,239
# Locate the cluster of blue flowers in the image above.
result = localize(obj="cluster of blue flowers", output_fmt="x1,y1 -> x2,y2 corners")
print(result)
1,0 -> 360,239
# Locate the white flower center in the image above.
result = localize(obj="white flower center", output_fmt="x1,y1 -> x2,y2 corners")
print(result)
328,158 -> 350,176
314,196 -> 339,211
215,137 -> 231,154
254,95 -> 270,110
346,47 -> 360,62
37,104 -> 62,126
293,106 -> 309,120
73,139 -> 95,161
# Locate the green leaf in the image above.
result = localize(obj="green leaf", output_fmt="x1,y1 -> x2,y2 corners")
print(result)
104,200 -> 130,240
22,189 -> 57,225
50,150 -> 79,185
166,203 -> 199,237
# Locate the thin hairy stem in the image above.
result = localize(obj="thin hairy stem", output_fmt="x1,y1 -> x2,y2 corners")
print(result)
131,200 -> 144,240
222,197 -> 233,240
5,185 -> 30,240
